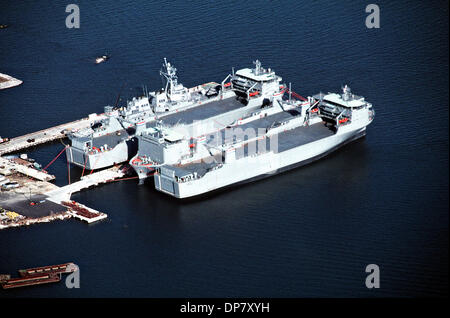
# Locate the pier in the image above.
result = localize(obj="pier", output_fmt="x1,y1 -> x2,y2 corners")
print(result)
62,201 -> 108,223
45,165 -> 125,202
0,113 -> 130,230
0,113 -> 106,156
0,112 -> 107,182
43,165 -> 127,224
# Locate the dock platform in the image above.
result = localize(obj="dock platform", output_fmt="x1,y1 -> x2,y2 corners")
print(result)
0,111 -> 128,230
62,201 -> 108,223
0,156 -> 55,181
45,165 -> 125,202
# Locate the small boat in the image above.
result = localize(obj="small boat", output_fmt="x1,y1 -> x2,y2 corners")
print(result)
95,55 -> 110,64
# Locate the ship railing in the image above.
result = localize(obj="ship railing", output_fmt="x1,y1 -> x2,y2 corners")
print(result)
221,74 -> 232,90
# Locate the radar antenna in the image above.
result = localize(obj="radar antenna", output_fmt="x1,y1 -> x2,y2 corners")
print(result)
160,58 -> 178,94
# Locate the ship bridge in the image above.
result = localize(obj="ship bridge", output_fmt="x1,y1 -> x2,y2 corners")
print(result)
316,85 -> 372,125
231,60 -> 282,100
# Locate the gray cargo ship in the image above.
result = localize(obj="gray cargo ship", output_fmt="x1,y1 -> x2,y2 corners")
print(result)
152,85 -> 374,198
129,60 -> 288,182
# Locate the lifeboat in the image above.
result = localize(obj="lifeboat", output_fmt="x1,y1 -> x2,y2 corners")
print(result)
132,157 -> 142,164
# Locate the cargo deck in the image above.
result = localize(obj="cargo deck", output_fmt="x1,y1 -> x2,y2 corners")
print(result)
164,112 -> 335,177
159,96 -> 246,126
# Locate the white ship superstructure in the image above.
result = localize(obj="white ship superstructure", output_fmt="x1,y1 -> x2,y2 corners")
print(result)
231,59 -> 283,100
153,85 -> 374,198
152,58 -> 193,112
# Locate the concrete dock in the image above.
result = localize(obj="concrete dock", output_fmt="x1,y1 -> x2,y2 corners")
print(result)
0,165 -> 127,229
0,113 -> 107,182
45,165 -> 125,202
0,113 -> 106,156
0,156 -> 55,181
0,113 -> 128,230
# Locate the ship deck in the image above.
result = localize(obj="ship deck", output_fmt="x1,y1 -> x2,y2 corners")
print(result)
169,160 -> 221,178
231,122 -> 334,158
165,117 -> 335,177
92,129 -> 129,148
275,122 -> 335,153
157,96 -> 246,126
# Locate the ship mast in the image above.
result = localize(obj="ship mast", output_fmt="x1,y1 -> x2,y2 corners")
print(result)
160,58 -> 178,96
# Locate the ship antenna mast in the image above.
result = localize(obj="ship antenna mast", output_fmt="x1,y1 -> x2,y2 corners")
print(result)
160,58 -> 178,95
253,59 -> 262,75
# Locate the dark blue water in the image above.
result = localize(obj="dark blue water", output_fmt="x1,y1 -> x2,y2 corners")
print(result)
0,0 -> 448,297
